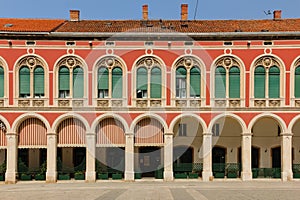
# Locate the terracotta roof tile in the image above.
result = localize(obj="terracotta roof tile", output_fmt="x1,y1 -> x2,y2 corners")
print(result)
0,18 -> 65,32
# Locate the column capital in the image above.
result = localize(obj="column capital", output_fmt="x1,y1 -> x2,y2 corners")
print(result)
47,132 -> 57,136
86,132 -> 96,136
242,132 -> 253,136
164,132 -> 173,136
125,132 -> 134,136
6,132 -> 16,136
281,132 -> 293,137
203,132 -> 212,136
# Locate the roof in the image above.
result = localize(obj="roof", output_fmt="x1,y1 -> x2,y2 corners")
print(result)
0,18 -> 65,32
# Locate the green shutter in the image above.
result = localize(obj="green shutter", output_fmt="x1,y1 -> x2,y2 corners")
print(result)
269,66 -> 280,98
190,66 -> 201,97
229,66 -> 240,98
176,67 -> 187,97
98,67 -> 109,90
73,67 -> 84,98
176,67 -> 187,77
112,67 -> 122,98
34,66 -> 44,95
137,67 -> 148,90
0,67 -> 4,97
59,66 -> 70,90
254,66 -> 265,98
150,67 -> 161,98
19,66 -> 30,95
215,66 -> 226,98
295,66 -> 300,98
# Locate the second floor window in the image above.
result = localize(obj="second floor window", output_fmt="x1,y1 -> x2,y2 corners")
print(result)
58,66 -> 70,98
176,67 -> 187,98
215,66 -> 240,98
136,67 -> 148,98
98,67 -> 109,98
295,66 -> 300,98
34,67 -> 44,97
73,67 -> 84,98
0,67 -> 3,98
19,66 -> 30,98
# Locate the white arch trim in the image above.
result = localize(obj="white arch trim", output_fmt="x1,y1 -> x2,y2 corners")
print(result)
90,113 -> 129,133
207,113 -> 247,133
129,113 -> 168,133
287,114 -> 300,133
0,114 -> 11,132
247,113 -> 287,133
169,113 -> 208,134
11,113 -> 51,133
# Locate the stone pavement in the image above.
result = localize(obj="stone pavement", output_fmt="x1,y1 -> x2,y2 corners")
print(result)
1,180 -> 300,200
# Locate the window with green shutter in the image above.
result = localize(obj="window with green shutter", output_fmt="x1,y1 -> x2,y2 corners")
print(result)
19,66 -> 30,97
112,67 -> 122,98
215,66 -> 226,98
58,66 -> 70,98
73,67 -> 84,98
137,67 -> 148,98
0,67 -> 4,98
254,66 -> 266,98
176,67 -> 187,98
229,66 -> 240,98
34,66 -> 44,97
98,67 -> 109,98
190,66 -> 201,98
269,66 -> 280,98
150,67 -> 161,98
295,66 -> 300,98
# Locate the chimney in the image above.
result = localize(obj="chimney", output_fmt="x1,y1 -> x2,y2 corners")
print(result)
181,4 -> 188,20
142,5 -> 148,20
273,10 -> 282,20
70,10 -> 80,21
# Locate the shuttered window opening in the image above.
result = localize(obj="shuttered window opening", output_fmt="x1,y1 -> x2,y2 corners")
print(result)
98,67 -> 109,98
254,66 -> 266,98
19,66 -> 30,97
18,118 -> 47,148
0,121 -> 6,148
269,66 -> 280,98
57,118 -> 86,147
96,118 -> 125,146
229,66 -> 240,98
112,67 -> 123,98
215,66 -> 226,98
33,66 -> 44,97
134,118 -> 164,146
190,66 -> 201,97
73,67 -> 84,98
176,67 -> 187,98
295,66 -> 300,98
150,67 -> 161,98
58,66 -> 70,98
137,67 -> 148,98
0,67 -> 4,98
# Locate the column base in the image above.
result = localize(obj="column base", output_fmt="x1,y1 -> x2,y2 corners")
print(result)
163,171 -> 174,181
124,171 -> 134,181
5,172 -> 16,184
85,171 -> 96,183
46,171 -> 57,183
281,171 -> 293,181
241,172 -> 252,181
202,171 -> 213,182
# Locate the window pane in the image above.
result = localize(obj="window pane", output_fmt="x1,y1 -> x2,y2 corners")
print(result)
112,67 -> 122,98
269,66 -> 280,98
59,66 -> 70,91
73,67 -> 84,98
254,66 -> 265,98
98,67 -> 109,90
215,66 -> 226,98
19,66 -> 30,96
295,66 -> 300,98
0,67 -> 4,97
176,67 -> 187,98
34,66 -> 44,96
137,67 -> 148,90
190,66 -> 201,97
150,67 -> 161,98
229,66 -> 240,98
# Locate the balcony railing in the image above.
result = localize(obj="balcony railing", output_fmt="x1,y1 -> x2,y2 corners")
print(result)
16,98 -> 48,107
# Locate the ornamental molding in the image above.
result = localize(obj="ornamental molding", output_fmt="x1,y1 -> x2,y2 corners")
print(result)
57,56 -> 84,69
174,56 -> 201,69
96,56 -> 123,69
136,56 -> 162,69
17,56 -> 44,69
254,56 -> 280,68
215,56 -> 241,69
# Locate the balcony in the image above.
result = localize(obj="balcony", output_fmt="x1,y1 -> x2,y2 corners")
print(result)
173,98 -> 204,108
96,98 -> 126,108
135,98 -> 164,108
251,98 -> 283,107
212,98 -> 243,108
56,98 -> 87,107
17,98 -> 47,107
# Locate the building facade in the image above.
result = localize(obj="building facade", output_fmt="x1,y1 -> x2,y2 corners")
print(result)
0,5 -> 300,183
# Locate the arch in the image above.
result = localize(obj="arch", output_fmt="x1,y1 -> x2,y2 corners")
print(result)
11,113 -> 51,133
290,56 -> 300,100
91,113 -> 129,133
129,113 -> 168,133
169,113 -> 208,134
208,113 -> 247,133
51,113 -> 91,133
247,113 -> 287,133
287,115 -> 300,133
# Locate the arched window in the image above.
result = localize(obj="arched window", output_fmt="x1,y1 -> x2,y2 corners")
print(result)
98,67 -> 109,98
190,67 -> 201,98
19,66 -> 30,98
269,66 -> 280,98
229,66 -> 240,98
295,66 -> 300,98
136,67 -> 148,98
150,67 -> 161,98
254,66 -> 266,98
73,67 -> 84,98
58,66 -> 70,98
0,67 -> 4,98
176,67 -> 187,98
34,66 -> 44,97
112,67 -> 123,98
215,66 -> 226,98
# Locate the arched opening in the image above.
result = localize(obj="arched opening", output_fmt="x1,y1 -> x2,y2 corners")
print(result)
291,119 -> 300,178
0,120 -> 6,181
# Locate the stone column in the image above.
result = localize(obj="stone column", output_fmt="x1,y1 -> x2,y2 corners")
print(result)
164,132 -> 173,181
202,132 -> 212,181
241,132 -> 252,181
46,132 -> 57,183
125,132 -> 134,181
5,132 -> 17,184
281,132 -> 293,181
85,132 -> 96,182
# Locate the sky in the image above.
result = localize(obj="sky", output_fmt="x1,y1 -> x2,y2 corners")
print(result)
0,0 -> 300,20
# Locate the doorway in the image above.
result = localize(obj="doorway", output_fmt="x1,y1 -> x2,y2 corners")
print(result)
139,147 -> 162,177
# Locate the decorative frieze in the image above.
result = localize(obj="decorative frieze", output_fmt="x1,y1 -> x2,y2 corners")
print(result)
136,99 -> 147,108
215,100 -> 226,107
18,100 -> 30,107
33,100 -> 44,107
112,100 -> 123,107
254,100 -> 266,107
229,99 -> 240,107
176,100 -> 187,107
97,100 -> 109,107
58,99 -> 70,107
72,100 -> 83,107
190,99 -> 201,107
269,99 -> 280,107
150,100 -> 161,107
